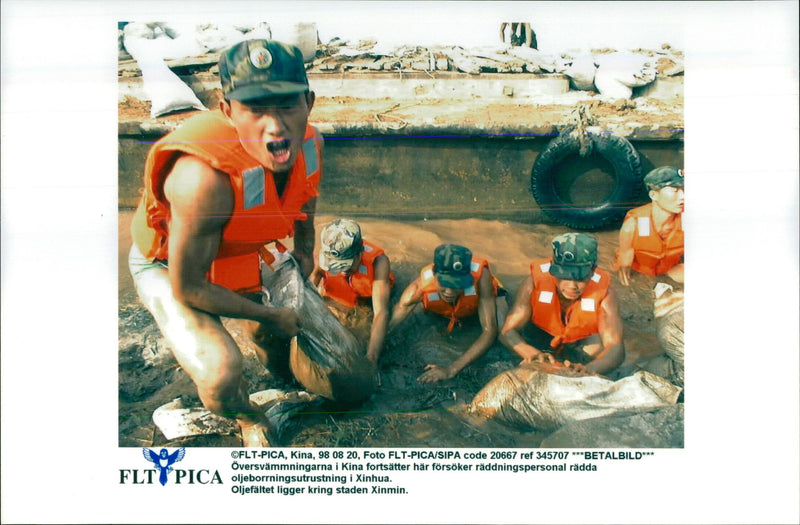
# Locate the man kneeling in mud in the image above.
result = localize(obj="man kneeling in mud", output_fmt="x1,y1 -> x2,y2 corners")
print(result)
128,40 -> 321,446
388,244 -> 508,383
310,219 -> 394,364
500,233 -> 625,375
615,166 -> 684,286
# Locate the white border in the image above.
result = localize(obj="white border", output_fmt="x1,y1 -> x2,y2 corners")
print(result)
2,1 -> 798,523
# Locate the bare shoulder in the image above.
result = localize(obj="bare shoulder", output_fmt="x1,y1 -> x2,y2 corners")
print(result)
619,215 -> 637,233
477,268 -> 494,293
601,287 -> 620,312
164,155 -> 233,228
401,278 -> 424,303
373,253 -> 391,279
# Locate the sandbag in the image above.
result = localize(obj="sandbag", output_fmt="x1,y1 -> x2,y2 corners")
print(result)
556,55 -> 597,91
593,52 -> 657,99
540,404 -> 684,448
470,362 -> 681,431
654,282 -> 684,387
260,251 -> 376,406
123,23 -> 207,117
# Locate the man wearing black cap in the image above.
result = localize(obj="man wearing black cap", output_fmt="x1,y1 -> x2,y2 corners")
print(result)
388,244 -> 507,383
128,40 -> 320,446
616,166 -> 684,286
501,233 -> 625,375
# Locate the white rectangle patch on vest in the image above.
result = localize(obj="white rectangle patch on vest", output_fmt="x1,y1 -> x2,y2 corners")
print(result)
581,298 -> 596,312
591,272 -> 601,283
538,291 -> 553,304
242,167 -> 265,209
638,217 -> 651,236
539,263 -> 551,273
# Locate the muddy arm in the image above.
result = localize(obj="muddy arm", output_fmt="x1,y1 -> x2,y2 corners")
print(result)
366,255 -> 392,363
616,216 -> 636,286
588,289 -> 625,374
164,155 -> 300,336
388,278 -> 423,332
292,197 -> 317,278
499,276 -> 549,361
309,265 -> 324,288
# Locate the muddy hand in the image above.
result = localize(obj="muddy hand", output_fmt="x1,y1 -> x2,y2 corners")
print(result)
270,307 -> 301,337
417,364 -> 454,383
521,352 -> 555,365
563,360 -> 593,375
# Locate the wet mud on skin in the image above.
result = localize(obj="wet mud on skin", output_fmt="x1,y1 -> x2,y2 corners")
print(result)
119,211 -> 671,447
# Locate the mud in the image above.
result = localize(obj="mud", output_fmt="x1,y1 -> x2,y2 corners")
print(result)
119,211 -> 675,448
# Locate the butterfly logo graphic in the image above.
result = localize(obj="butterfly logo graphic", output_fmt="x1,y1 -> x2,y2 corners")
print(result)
142,448 -> 185,486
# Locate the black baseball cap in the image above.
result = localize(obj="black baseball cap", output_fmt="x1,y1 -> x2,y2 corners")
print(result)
433,244 -> 474,289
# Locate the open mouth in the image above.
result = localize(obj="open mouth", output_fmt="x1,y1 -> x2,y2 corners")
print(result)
266,139 -> 291,163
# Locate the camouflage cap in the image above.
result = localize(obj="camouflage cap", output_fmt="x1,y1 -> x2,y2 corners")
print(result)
319,219 -> 363,274
549,233 -> 598,281
433,244 -> 474,289
644,166 -> 684,191
218,39 -> 309,101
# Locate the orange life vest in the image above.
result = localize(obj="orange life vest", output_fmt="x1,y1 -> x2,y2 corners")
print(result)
130,110 -> 322,293
319,241 -> 395,307
529,258 -> 610,349
625,203 -> 683,276
420,257 -> 498,333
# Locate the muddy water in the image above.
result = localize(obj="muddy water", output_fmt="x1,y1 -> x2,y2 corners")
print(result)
118,210 -> 666,447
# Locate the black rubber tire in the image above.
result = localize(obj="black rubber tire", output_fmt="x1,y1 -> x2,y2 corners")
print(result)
530,133 -> 643,230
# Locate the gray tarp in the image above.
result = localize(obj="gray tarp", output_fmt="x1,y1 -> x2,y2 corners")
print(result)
470,362 -> 681,431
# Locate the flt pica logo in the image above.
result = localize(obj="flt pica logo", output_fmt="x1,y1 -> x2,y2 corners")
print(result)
119,448 -> 222,486
143,448 -> 185,485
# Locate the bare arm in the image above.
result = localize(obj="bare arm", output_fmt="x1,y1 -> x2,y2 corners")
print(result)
418,270 -> 498,382
616,216 -> 636,286
366,255 -> 392,363
309,265 -> 324,288
388,278 -> 423,332
164,155 -> 299,336
587,288 -> 625,374
499,276 -> 551,362
666,262 -> 684,284
292,197 -> 317,278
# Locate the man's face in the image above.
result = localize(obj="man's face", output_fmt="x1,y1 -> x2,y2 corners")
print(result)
221,92 -> 315,173
650,185 -> 684,214
555,277 -> 590,301
436,281 -> 464,305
